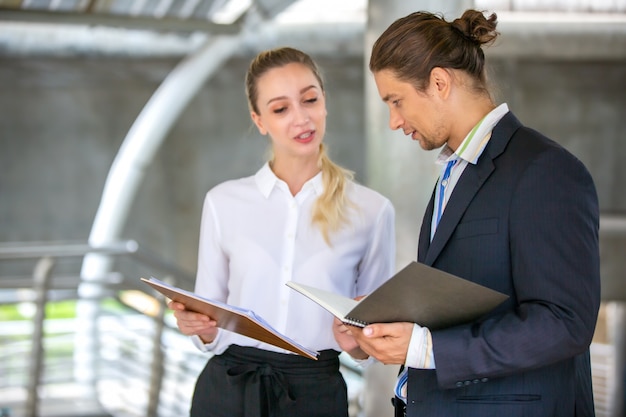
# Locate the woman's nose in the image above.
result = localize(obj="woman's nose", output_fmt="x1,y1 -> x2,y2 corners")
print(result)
293,105 -> 310,125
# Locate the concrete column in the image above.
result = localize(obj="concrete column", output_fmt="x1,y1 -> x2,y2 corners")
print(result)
363,2 -> 471,416
609,303 -> 625,417
365,0 -> 473,264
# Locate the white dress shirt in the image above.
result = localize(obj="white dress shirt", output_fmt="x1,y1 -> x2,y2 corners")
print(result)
192,162 -> 396,355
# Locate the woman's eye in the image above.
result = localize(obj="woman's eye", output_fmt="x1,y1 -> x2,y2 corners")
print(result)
392,99 -> 401,107
273,106 -> 287,114
304,97 -> 318,104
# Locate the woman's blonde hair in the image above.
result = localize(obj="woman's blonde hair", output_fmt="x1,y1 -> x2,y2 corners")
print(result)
245,47 -> 355,244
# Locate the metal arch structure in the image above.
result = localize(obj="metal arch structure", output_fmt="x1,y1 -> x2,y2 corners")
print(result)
74,35 -> 247,390
75,0 -> 299,393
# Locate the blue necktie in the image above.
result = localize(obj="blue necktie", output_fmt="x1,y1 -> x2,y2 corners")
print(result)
394,366 -> 409,401
435,159 -> 458,227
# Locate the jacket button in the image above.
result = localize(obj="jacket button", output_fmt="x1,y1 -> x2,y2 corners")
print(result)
481,378 -> 489,382
456,381 -> 464,387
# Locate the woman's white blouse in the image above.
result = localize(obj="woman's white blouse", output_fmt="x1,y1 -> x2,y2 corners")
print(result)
193,162 -> 396,355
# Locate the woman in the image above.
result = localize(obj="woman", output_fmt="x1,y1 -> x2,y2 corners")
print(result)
169,47 -> 396,417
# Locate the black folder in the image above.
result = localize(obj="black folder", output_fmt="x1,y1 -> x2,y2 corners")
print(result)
287,261 -> 508,329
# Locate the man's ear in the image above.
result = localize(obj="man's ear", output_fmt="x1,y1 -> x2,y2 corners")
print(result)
429,67 -> 452,99
250,111 -> 267,135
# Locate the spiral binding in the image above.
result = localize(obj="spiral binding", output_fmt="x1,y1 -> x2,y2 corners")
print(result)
343,317 -> 368,327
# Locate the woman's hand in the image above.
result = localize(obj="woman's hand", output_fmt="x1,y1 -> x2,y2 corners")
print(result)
168,301 -> 219,344
332,317 -> 369,360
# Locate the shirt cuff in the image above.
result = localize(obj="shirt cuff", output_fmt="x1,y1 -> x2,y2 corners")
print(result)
351,355 -> 378,369
405,324 -> 436,369
190,331 -> 220,352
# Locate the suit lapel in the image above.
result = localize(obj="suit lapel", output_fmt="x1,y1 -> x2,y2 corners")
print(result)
418,186 -> 436,263
420,112 -> 522,266
424,158 -> 495,264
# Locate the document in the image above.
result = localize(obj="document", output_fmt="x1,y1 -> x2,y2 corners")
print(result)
141,277 -> 318,360
287,262 -> 508,329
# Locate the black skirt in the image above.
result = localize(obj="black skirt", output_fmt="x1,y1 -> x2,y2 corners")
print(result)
190,345 -> 349,417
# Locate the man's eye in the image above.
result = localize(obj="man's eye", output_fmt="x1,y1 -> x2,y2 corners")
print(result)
392,100 -> 401,107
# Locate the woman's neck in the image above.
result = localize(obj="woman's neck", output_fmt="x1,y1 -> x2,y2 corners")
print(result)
270,157 -> 320,196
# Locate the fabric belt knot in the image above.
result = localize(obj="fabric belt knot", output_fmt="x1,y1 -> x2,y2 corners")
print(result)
226,362 -> 295,417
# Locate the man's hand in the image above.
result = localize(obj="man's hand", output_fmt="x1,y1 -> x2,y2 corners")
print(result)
350,322 -> 413,365
168,301 -> 218,344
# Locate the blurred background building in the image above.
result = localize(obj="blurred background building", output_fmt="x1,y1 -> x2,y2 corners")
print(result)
0,0 -> 624,416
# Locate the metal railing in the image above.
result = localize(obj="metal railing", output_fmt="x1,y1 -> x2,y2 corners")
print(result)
0,240 -> 197,417
0,240 -> 365,417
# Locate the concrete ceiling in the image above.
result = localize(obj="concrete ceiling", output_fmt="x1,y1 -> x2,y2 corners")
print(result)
0,0 -> 625,58
0,0 -> 368,56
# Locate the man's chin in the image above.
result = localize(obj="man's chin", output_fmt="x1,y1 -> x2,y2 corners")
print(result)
418,140 -> 435,151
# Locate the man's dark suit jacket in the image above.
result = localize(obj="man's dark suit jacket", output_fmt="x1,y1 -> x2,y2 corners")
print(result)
407,112 -> 601,417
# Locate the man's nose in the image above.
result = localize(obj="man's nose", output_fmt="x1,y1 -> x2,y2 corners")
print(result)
388,109 -> 403,131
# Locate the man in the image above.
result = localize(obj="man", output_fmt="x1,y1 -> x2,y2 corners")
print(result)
349,9 -> 601,417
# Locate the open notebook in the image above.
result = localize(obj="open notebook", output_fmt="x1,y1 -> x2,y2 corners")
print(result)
141,277 -> 318,360
287,262 -> 508,329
